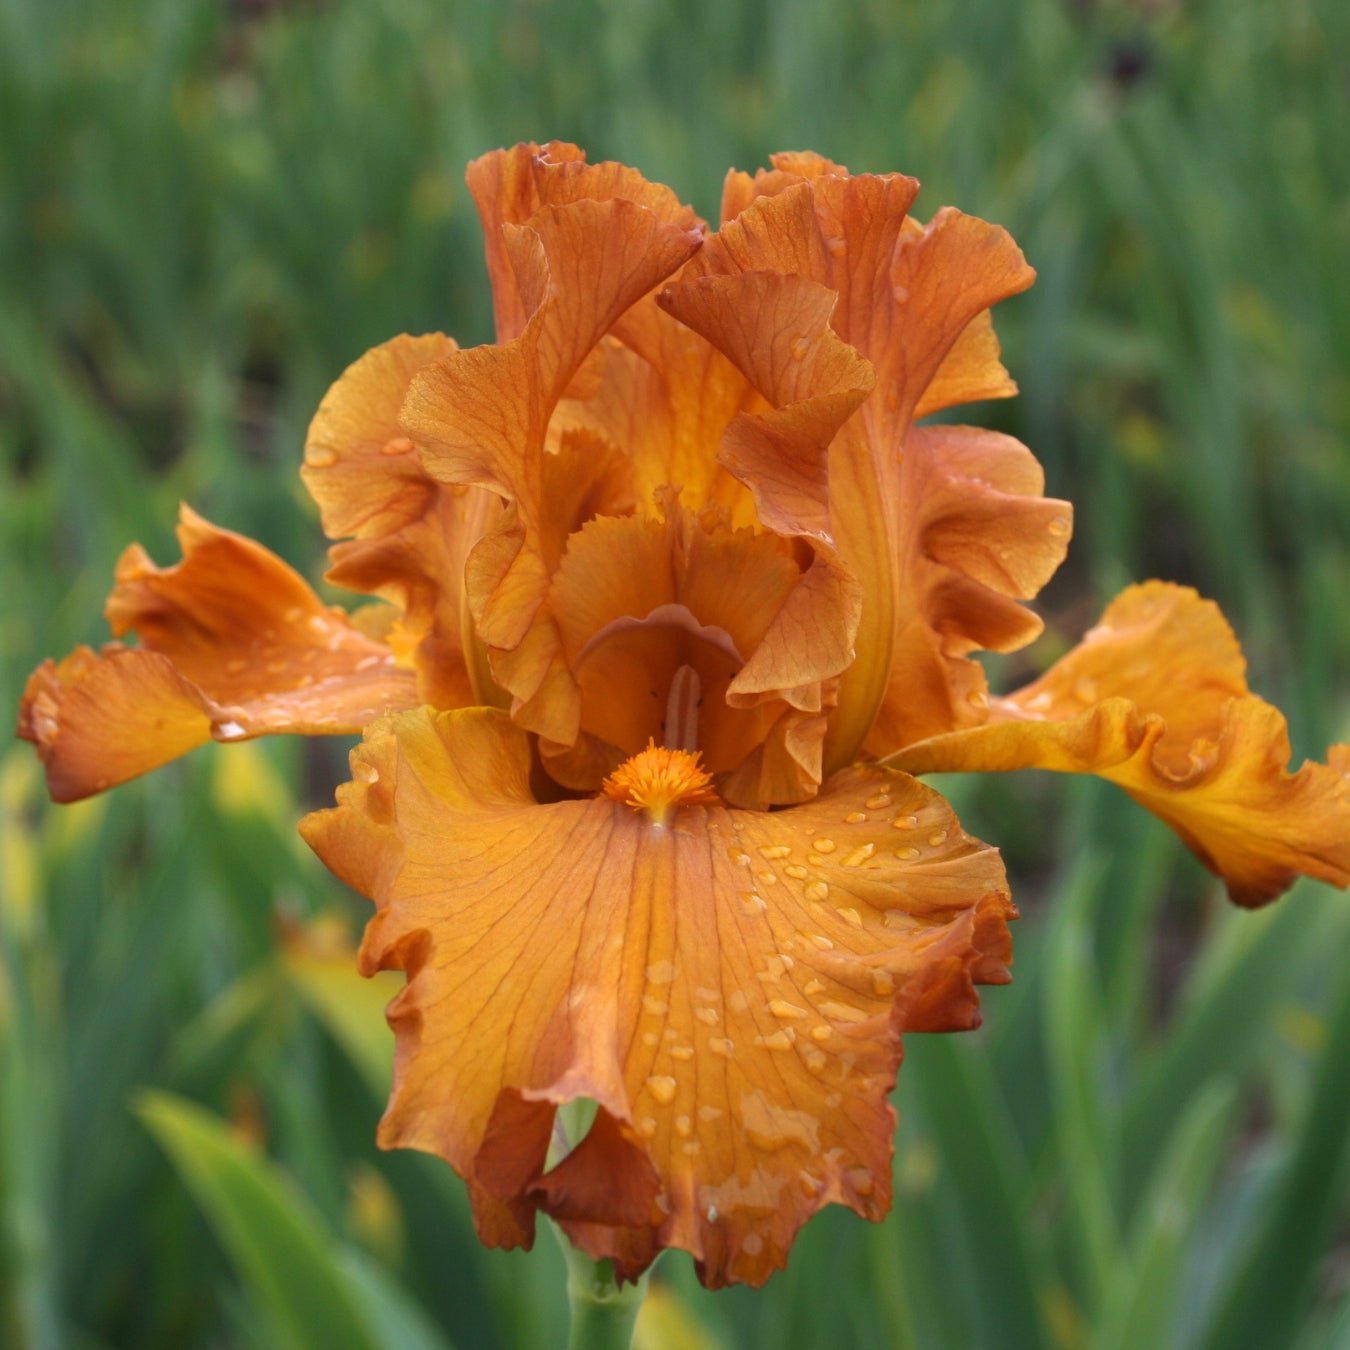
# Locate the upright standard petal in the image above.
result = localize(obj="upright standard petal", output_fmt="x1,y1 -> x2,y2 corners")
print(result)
301,332 -> 479,711
301,709 -> 1013,1288
684,159 -> 1069,768
403,167 -> 705,736
19,507 -> 418,800
888,583 -> 1350,905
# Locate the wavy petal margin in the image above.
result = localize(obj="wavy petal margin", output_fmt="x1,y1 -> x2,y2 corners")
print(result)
300,707 -> 1013,1288
18,507 -> 417,801
888,582 -> 1350,905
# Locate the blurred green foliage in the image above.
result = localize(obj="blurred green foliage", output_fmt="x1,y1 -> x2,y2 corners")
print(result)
3,0 -> 1350,1347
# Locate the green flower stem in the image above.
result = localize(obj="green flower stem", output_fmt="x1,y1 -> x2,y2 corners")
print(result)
550,1221 -> 651,1350
545,1100 -> 651,1350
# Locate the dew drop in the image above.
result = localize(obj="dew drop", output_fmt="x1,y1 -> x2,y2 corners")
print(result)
806,853 -> 826,866
707,1205 -> 719,1223
892,283 -> 911,303
709,1037 -> 735,1057
695,987 -> 719,1002
812,837 -> 837,853
642,1031 -> 659,1047
784,864 -> 808,880
646,960 -> 677,984
1047,515 -> 1071,538
844,812 -> 867,825
808,933 -> 834,950
839,907 -> 864,928
675,1114 -> 693,1138
790,335 -> 810,360
758,844 -> 791,859
804,880 -> 830,903
637,1116 -> 657,1138
729,989 -> 750,1014
740,891 -> 768,915
742,1232 -> 765,1256
642,995 -> 669,1016
671,1044 -> 695,1061
927,830 -> 948,846
804,978 -> 827,996
699,1105 -> 724,1122
682,1141 -> 702,1156
645,1075 -> 677,1105
891,815 -> 918,830
842,842 -> 875,867
872,969 -> 896,996
353,761 -> 380,784
757,871 -> 779,886
865,792 -> 892,810
769,999 -> 808,1020
826,235 -> 848,257
757,1028 -> 796,1050
806,1049 -> 828,1073
820,1000 -> 869,1022
966,688 -> 989,710
381,436 -> 415,456
728,848 -> 752,866
799,1169 -> 824,1196
216,720 -> 247,741
895,846 -> 920,860
847,1167 -> 876,1198
696,1007 -> 720,1026
304,444 -> 337,468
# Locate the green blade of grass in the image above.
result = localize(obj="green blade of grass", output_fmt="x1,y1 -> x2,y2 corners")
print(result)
136,1088 -> 430,1350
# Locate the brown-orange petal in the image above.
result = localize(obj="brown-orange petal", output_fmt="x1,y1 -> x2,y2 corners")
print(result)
299,707 -> 1013,1288
888,582 -> 1350,906
19,507 -> 420,802
299,331 -> 481,712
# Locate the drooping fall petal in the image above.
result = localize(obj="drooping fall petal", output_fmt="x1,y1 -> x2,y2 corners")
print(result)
300,708 -> 1013,1288
888,582 -> 1350,905
18,506 -> 418,800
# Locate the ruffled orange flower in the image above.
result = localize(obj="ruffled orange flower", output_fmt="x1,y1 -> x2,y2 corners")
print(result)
18,143 -> 1350,1287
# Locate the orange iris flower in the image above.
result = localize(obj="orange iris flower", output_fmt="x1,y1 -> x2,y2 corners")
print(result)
19,143 -> 1350,1288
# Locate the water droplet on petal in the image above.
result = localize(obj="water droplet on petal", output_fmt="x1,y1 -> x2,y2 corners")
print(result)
1048,515 -> 1071,537
709,1037 -> 735,1057
842,843 -> 875,867
784,864 -> 808,879
839,907 -> 863,928
892,283 -> 911,303
216,720 -> 247,740
804,880 -> 830,903
381,436 -> 415,456
844,811 -> 867,823
820,1000 -> 869,1022
865,793 -> 892,810
675,1114 -> 693,1138
769,1000 -> 808,1020
729,990 -> 749,1014
812,838 -> 837,853
742,1232 -> 765,1256
895,846 -> 920,860
671,1044 -> 694,1061
759,844 -> 791,859
304,444 -> 337,467
790,335 -> 810,360
637,1116 -> 657,1138
928,830 -> 948,846
696,1007 -> 720,1026
891,815 -> 918,830
646,960 -> 677,984
645,1075 -> 677,1105
847,1167 -> 875,1197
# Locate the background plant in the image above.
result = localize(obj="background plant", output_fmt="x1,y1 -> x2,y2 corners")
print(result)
3,0 -> 1350,1346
